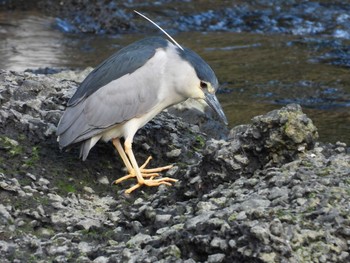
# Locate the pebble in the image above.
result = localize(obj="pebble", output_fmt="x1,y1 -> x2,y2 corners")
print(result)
166,148 -> 181,158
126,233 -> 152,248
93,256 -> 109,263
155,214 -> 172,224
38,177 -> 50,186
97,176 -> 109,185
25,173 -> 37,181
207,253 -> 226,263
83,186 -> 95,194
0,204 -> 13,223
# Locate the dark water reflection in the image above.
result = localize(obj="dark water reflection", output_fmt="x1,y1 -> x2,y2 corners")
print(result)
0,11 -> 349,144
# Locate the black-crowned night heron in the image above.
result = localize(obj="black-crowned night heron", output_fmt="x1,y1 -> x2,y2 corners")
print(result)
57,35 -> 227,194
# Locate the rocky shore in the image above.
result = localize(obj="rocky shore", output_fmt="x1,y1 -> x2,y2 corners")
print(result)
0,69 -> 349,262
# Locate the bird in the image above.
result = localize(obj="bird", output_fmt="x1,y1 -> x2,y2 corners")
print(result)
57,16 -> 227,194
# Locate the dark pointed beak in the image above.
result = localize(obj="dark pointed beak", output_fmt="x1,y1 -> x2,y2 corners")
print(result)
204,92 -> 228,125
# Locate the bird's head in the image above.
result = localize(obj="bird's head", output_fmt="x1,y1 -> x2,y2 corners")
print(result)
179,47 -> 228,125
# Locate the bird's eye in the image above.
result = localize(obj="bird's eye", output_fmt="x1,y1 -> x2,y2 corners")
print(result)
200,81 -> 208,89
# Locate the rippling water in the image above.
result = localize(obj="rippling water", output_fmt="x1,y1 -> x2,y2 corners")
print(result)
0,10 -> 349,144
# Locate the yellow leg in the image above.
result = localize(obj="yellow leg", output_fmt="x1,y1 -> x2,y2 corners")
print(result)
112,138 -> 173,185
122,138 -> 177,194
112,138 -> 133,173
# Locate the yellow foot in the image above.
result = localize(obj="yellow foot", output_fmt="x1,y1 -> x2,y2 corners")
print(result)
125,177 -> 178,194
112,156 -> 173,185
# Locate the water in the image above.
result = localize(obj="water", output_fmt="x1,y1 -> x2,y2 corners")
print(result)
0,10 -> 349,144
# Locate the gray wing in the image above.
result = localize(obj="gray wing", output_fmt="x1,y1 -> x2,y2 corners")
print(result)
57,37 -> 170,148
68,37 -> 168,106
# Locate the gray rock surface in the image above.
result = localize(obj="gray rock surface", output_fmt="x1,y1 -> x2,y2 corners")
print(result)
0,69 -> 349,262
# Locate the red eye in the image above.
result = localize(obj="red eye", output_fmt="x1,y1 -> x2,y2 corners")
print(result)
200,82 -> 208,89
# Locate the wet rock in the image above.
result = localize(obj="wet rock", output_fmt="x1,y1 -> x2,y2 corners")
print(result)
25,0 -> 350,42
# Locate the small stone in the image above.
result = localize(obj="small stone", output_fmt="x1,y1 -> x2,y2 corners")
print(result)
37,205 -> 45,217
268,187 -> 288,200
339,251 -> 349,261
296,198 -> 307,206
260,252 -> 277,263
142,143 -> 151,151
228,239 -> 236,248
155,214 -> 172,224
250,225 -> 270,244
16,219 -> 26,227
37,227 -> 54,237
207,253 -> 225,263
47,193 -> 64,203
241,198 -> 271,209
93,256 -> 109,263
236,211 -> 247,221
130,221 -> 142,233
108,211 -> 121,223
234,154 -> 249,165
77,218 -> 102,230
166,165 -> 178,177
78,242 -> 92,254
26,173 -> 37,181
134,198 -> 144,205
196,201 -> 217,212
0,204 -> 13,224
83,186 -> 95,194
185,212 -> 213,230
165,244 -> 181,258
166,148 -> 181,158
335,147 -> 345,153
48,245 -> 69,256
126,233 -> 152,248
97,176 -> 109,185
335,141 -> 346,147
270,219 -> 283,236
37,177 -> 50,186
210,237 -> 227,250
77,256 -> 92,263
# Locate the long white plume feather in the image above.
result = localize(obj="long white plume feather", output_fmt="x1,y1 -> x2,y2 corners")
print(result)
134,10 -> 184,51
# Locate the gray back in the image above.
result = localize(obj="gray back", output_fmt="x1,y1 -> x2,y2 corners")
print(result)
68,37 -> 169,106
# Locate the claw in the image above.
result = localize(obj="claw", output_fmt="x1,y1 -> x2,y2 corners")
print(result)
112,138 -> 177,194
125,177 -> 178,194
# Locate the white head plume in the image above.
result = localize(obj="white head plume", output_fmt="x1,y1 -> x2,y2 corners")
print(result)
134,10 -> 184,51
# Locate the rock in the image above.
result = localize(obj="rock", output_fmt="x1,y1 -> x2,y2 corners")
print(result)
83,186 -> 95,194
185,212 -> 213,230
37,177 -> 50,186
241,198 -> 271,210
166,148 -> 182,158
93,256 -> 109,263
155,214 -> 172,224
207,253 -> 225,263
250,225 -> 271,245
126,233 -> 152,248
78,242 -> 93,254
210,237 -> 227,250
0,204 -> 13,224
0,69 -> 349,263
97,176 -> 109,185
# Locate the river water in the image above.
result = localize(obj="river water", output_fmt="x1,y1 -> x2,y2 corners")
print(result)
0,10 -> 349,144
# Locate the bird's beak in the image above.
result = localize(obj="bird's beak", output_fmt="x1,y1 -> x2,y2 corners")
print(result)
204,92 -> 228,125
